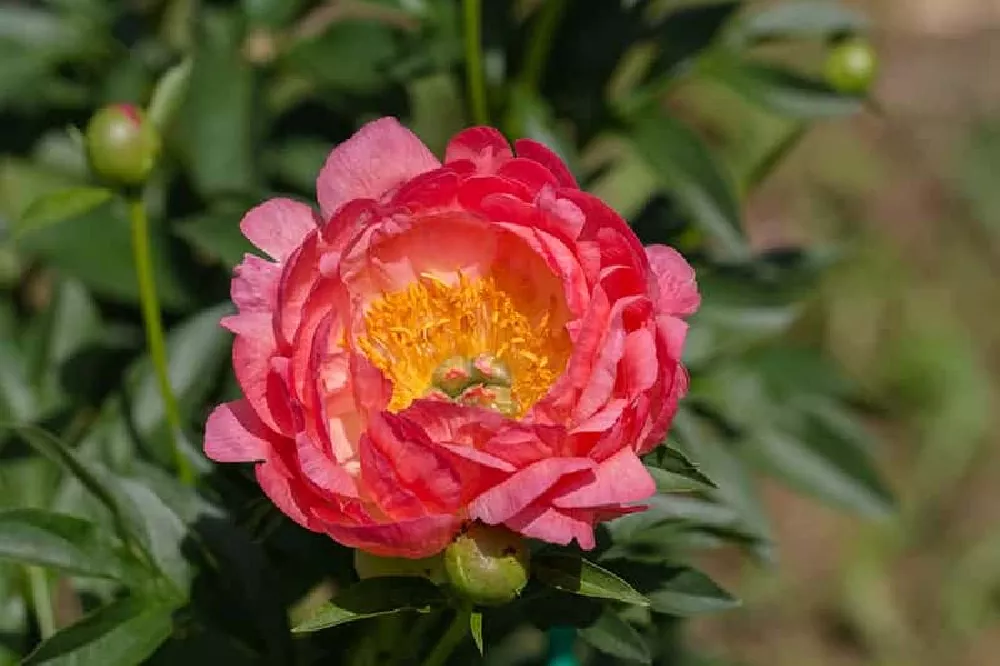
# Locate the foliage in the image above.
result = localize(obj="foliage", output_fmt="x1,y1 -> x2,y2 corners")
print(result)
0,1 -> 885,664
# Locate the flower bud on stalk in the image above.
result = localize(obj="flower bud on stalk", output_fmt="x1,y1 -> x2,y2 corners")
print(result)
825,37 -> 878,95
84,104 -> 161,186
444,523 -> 530,606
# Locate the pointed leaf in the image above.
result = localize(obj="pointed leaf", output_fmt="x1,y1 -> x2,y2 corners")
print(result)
21,596 -> 175,665
293,577 -> 445,633
534,555 -> 649,607
630,113 -> 746,260
0,509 -> 125,579
148,58 -> 193,133
644,446 -> 716,493
579,609 -> 651,665
470,611 -> 483,655
13,188 -> 112,237
647,568 -> 739,616
732,1 -> 869,45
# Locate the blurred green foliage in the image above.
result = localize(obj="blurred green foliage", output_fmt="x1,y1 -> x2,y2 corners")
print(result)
0,1 -> 889,664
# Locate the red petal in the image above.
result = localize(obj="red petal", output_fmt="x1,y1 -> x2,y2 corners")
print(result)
514,138 -> 578,188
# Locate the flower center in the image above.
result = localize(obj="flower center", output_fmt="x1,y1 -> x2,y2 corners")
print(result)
358,274 -> 570,417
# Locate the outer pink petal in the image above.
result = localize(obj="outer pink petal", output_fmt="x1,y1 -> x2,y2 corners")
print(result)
231,255 -> 280,314
317,117 -> 440,219
240,198 -> 318,262
505,504 -> 595,549
470,458 -> 595,526
645,245 -> 700,317
323,514 -> 462,559
444,126 -> 513,174
256,456 -> 319,531
514,138 -> 578,188
204,400 -> 273,462
552,448 -> 655,510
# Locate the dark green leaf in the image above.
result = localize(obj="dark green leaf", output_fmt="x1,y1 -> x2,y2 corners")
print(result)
283,21 -> 399,93
293,577 -> 445,633
731,1 -> 869,46
21,596 -> 174,665
580,609 -> 651,665
647,1 -> 741,79
174,209 -> 255,268
470,610 -> 483,655
708,58 -> 864,118
647,568 -> 739,617
534,554 -> 649,607
630,113 -> 746,260
0,509 -> 124,579
14,195 -> 191,310
644,446 -> 716,493
116,478 -> 192,594
176,9 -> 256,197
263,140 -> 330,194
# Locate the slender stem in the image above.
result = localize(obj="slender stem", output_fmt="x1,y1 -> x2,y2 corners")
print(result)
27,566 -> 55,639
520,0 -> 567,92
744,122 -> 806,192
128,197 -> 193,486
421,606 -> 471,666
462,0 -> 489,125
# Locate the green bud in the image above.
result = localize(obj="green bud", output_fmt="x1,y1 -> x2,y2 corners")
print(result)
825,37 -> 877,96
353,550 -> 446,584
431,356 -> 474,396
444,523 -> 530,606
85,104 -> 161,186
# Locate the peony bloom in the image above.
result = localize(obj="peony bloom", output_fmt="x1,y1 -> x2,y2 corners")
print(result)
204,118 -> 699,558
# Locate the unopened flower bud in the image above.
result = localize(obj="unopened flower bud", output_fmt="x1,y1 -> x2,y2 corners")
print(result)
444,523 -> 530,606
85,104 -> 161,186
825,37 -> 877,96
354,550 -> 446,584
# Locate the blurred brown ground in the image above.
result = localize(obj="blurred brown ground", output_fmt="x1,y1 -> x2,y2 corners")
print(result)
689,1 -> 1000,664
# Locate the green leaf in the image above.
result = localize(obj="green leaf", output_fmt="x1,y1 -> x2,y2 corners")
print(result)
707,58 -> 864,118
748,407 -> 894,519
116,478 -> 192,594
579,609 -> 651,665
148,58 -> 193,133
174,209 -> 255,268
13,188 -> 112,237
176,9 -> 256,197
293,577 -> 445,633
647,568 -> 739,617
470,610 -> 483,655
644,446 -> 717,493
283,21 -> 399,93
0,509 -> 125,580
14,195 -> 192,310
630,113 -> 746,260
21,596 -> 175,665
533,555 -> 649,607
647,1 -> 741,79
731,1 -> 869,46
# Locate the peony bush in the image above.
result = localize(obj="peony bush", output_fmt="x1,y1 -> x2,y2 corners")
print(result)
0,1 -> 888,665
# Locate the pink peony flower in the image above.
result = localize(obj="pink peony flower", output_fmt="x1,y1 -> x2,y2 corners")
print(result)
204,118 -> 699,558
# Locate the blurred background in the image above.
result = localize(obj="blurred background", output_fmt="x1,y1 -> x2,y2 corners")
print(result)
0,0 -> 997,665
693,1 -> 1000,665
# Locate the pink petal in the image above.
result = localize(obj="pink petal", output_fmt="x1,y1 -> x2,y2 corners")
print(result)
240,198 -> 318,262
231,255 -> 280,314
444,126 -> 513,174
295,433 -> 358,497
470,457 -> 595,525
322,514 -> 461,559
256,456 -> 318,531
505,504 -> 595,549
317,117 -> 440,219
514,138 -> 578,188
203,400 -> 274,462
552,448 -> 655,510
645,245 -> 700,317
497,158 -> 560,195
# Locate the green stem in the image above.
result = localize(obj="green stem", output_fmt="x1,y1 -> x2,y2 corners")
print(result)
462,0 -> 489,125
421,607 -> 471,666
743,122 -> 806,193
128,197 -> 193,486
27,566 -> 55,639
520,0 -> 567,92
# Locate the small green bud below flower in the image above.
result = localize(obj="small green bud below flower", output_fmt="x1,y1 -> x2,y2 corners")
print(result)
825,37 -> 877,96
85,104 -> 161,186
444,523 -> 530,606
354,550 -> 446,584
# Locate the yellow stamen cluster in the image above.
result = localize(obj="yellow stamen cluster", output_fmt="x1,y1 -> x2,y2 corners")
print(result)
357,274 -> 569,416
